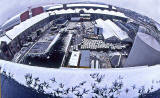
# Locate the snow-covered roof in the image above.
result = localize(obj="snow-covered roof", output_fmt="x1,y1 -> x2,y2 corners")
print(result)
45,33 -> 60,53
68,51 -> 80,66
1,59 -> 160,97
54,8 -> 76,15
96,19 -> 129,40
50,8 -> 127,18
5,13 -> 49,40
0,35 -> 11,45
95,19 -> 115,39
105,20 -> 129,40
67,3 -> 109,9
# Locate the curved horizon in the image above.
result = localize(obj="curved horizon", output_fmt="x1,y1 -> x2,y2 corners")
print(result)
0,0 -> 160,26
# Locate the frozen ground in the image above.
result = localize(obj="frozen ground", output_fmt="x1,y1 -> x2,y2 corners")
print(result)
1,60 -> 160,97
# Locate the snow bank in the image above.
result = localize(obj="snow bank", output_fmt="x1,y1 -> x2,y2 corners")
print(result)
1,60 -> 160,97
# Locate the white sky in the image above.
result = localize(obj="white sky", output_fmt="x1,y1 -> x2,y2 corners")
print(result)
0,0 -> 160,25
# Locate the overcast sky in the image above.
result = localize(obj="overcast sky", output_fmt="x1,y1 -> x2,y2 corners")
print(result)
0,0 -> 160,25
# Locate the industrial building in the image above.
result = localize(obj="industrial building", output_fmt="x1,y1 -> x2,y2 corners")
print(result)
125,32 -> 160,67
0,2 -> 160,69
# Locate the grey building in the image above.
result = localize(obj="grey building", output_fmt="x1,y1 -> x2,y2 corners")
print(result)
79,50 -> 90,68
124,32 -> 160,67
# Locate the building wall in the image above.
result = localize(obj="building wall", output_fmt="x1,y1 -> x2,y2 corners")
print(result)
8,38 -> 21,55
5,17 -> 51,60
124,32 -> 160,67
94,26 -> 103,35
0,42 -> 13,60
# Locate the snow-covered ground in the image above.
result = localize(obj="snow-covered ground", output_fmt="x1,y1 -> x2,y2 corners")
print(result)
1,59 -> 160,97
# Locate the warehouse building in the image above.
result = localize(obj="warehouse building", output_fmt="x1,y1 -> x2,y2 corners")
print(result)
95,19 -> 132,42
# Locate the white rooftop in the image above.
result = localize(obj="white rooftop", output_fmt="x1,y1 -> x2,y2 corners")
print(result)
47,3 -> 110,11
67,3 -> 109,9
0,35 -> 11,45
95,19 -> 115,39
5,12 -> 49,40
50,8 -> 127,18
96,19 -> 129,40
68,51 -> 80,66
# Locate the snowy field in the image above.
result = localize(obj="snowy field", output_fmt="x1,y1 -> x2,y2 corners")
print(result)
1,60 -> 160,97
0,0 -> 160,26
